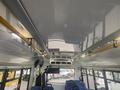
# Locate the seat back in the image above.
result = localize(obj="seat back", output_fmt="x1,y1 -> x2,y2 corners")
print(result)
44,84 -> 54,90
31,86 -> 41,90
65,80 -> 87,90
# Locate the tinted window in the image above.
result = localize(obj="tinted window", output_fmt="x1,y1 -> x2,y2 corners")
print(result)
106,71 -> 113,80
114,72 -> 120,81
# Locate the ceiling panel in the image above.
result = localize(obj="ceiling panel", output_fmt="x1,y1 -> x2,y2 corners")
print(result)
19,0 -> 119,44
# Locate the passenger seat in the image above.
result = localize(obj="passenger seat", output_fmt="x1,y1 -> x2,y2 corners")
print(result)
31,86 -> 41,90
44,84 -> 54,90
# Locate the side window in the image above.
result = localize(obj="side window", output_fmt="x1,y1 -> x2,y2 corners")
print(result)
5,70 -> 19,90
0,70 -> 4,89
7,70 -> 15,80
107,71 -> 120,90
87,69 -> 95,90
98,71 -> 103,77
106,71 -> 113,80
15,70 -> 21,78
94,71 -> 99,77
20,69 -> 31,90
89,70 -> 93,75
113,72 -> 120,81
0,71 -> 4,82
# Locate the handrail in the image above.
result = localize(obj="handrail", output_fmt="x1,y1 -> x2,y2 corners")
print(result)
82,29 -> 120,54
0,16 -> 29,42
89,40 -> 120,55
0,16 -> 43,55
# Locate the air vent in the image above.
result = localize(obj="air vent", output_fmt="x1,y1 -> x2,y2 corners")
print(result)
56,62 -> 60,64
62,62 -> 66,64
50,57 -> 73,65
50,61 -> 72,65
51,62 -> 55,64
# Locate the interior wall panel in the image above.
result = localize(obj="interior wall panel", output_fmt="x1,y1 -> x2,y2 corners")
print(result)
0,1 -> 7,32
95,22 -> 103,43
83,37 -> 87,51
105,5 -> 120,37
88,32 -> 93,48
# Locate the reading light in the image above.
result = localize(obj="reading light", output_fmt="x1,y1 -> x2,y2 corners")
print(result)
11,33 -> 21,40
81,54 -> 86,58
42,54 -> 45,57
11,33 -> 21,42
115,37 -> 120,40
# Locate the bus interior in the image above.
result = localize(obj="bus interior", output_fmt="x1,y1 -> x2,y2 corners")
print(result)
0,0 -> 120,90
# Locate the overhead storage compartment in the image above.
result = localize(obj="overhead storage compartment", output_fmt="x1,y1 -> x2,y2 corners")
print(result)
0,30 -> 34,64
94,22 -> 103,43
105,6 -> 120,37
79,47 -> 120,67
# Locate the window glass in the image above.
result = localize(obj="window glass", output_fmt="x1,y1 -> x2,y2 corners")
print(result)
15,70 -> 21,78
94,71 -> 99,77
107,80 -> 120,90
27,69 -> 30,75
83,75 -> 88,89
87,70 -> 89,74
96,77 -> 106,90
5,79 -> 19,90
99,71 -> 103,77
22,69 -> 30,81
95,71 -> 103,77
114,72 -> 120,81
48,69 -> 74,83
89,70 -> 93,75
20,69 -> 30,90
88,75 -> 95,90
82,69 -> 86,75
106,71 -> 113,80
7,71 -> 15,80
23,70 -> 27,75
0,71 -> 4,82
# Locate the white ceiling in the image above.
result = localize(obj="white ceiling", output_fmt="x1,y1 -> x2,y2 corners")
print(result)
22,0 -> 119,44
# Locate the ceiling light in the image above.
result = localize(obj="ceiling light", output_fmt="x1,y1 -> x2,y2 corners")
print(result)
64,24 -> 68,28
115,37 -> 120,40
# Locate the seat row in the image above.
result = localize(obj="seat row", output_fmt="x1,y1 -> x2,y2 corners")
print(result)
31,86 -> 41,90
44,84 -> 54,90
65,80 -> 87,90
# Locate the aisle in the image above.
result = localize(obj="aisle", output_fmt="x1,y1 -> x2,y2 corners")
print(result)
52,83 -> 65,90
